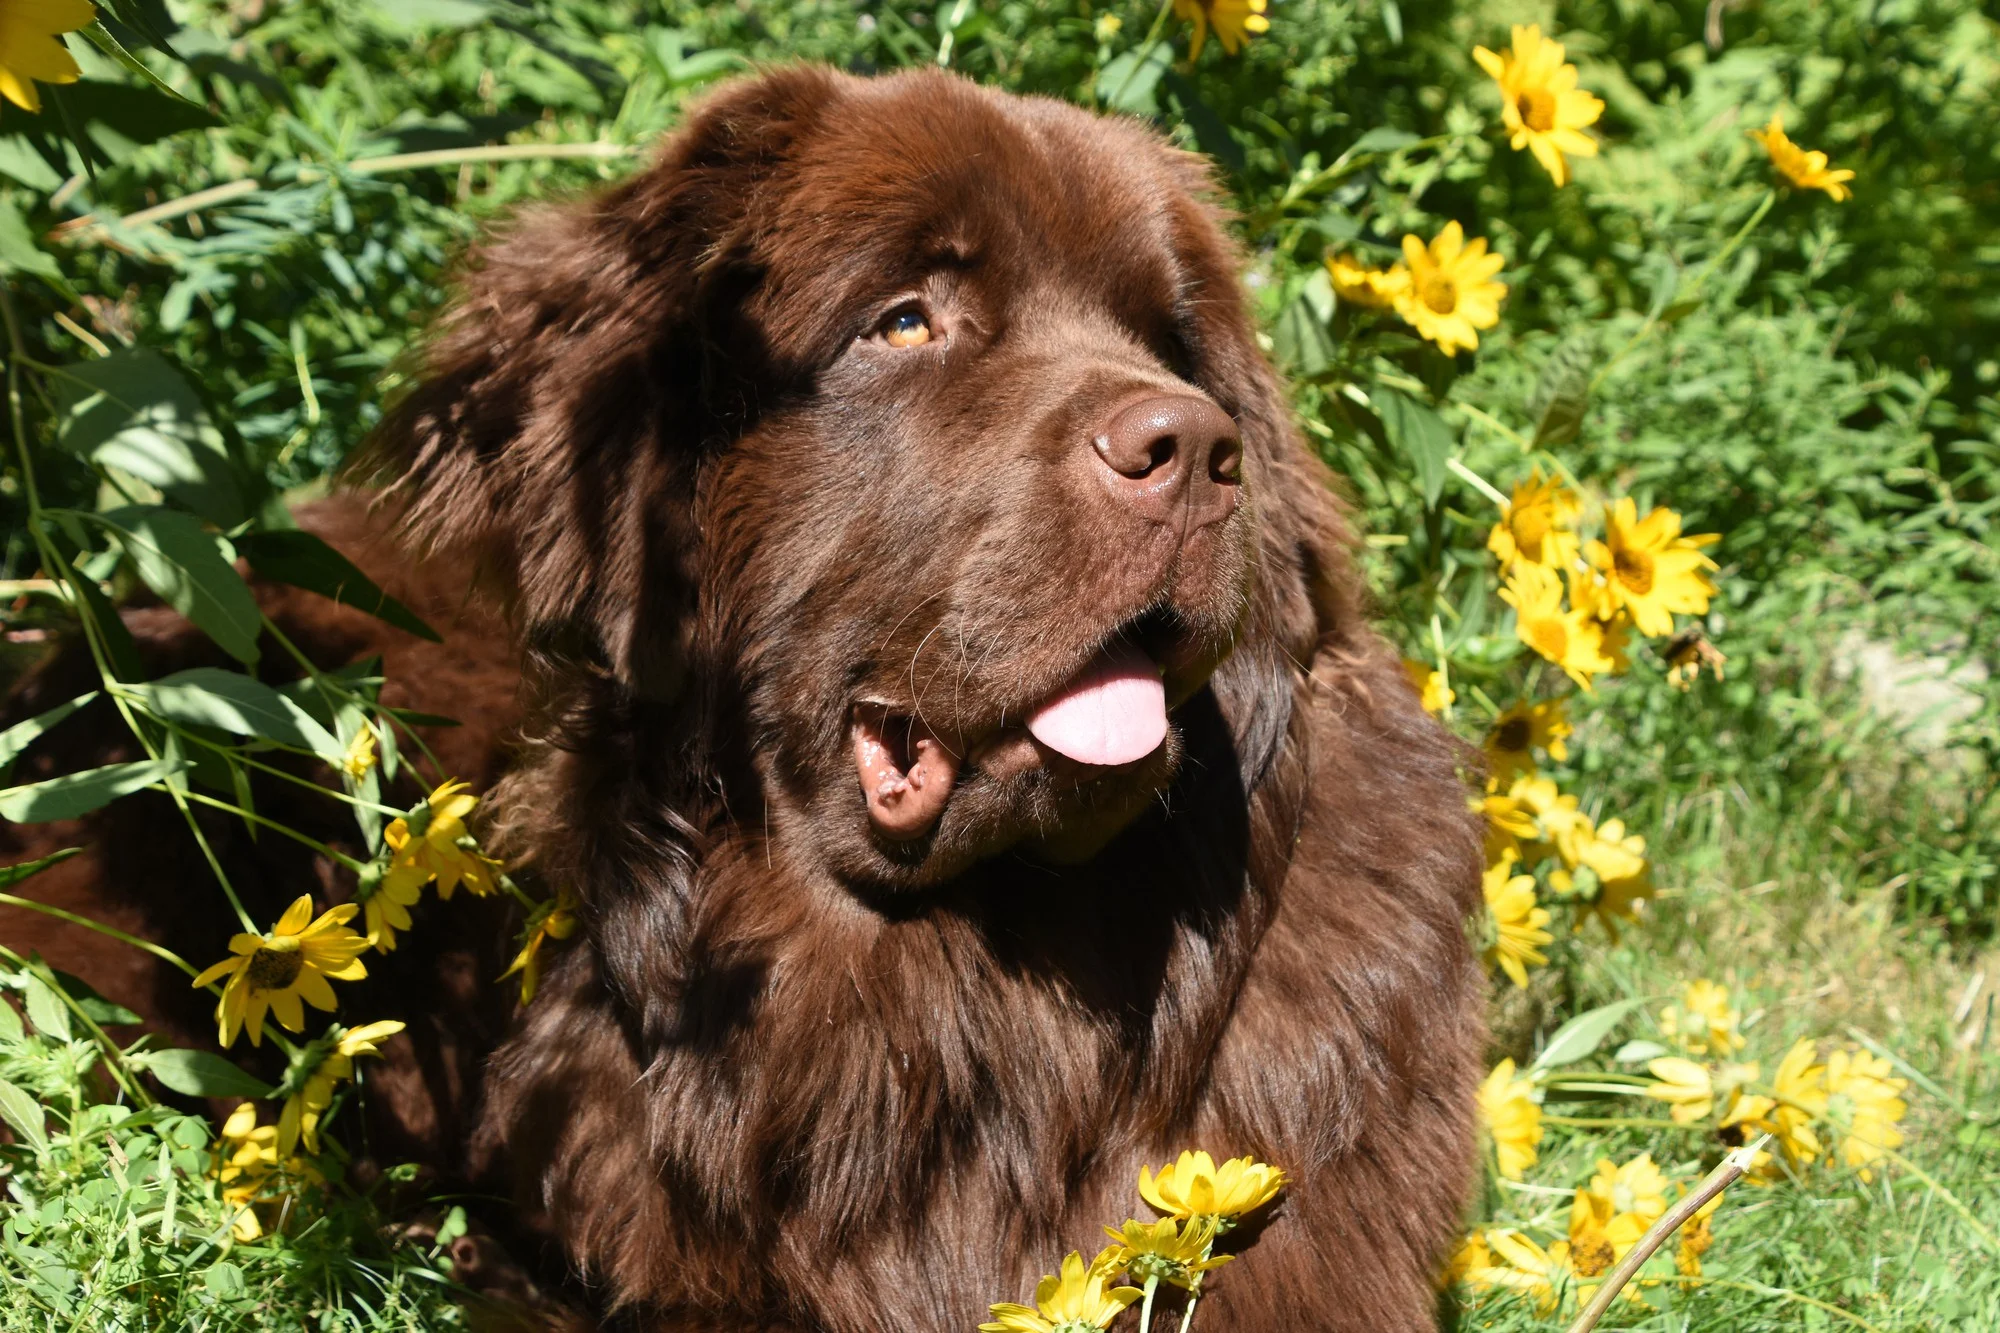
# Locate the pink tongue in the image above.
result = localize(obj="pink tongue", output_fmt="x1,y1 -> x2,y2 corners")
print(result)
1026,644 -> 1167,767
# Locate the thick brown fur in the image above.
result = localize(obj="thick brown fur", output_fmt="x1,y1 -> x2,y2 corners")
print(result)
4,67 -> 1483,1332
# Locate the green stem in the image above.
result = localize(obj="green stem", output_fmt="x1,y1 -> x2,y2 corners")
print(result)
1105,0 -> 1175,107
0,893 -> 198,977
1138,1273 -> 1158,1333
168,787 -> 368,871
1624,1276 -> 1885,1332
1542,1114 -> 1689,1130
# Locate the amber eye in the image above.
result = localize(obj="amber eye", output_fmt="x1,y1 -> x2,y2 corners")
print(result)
883,309 -> 932,348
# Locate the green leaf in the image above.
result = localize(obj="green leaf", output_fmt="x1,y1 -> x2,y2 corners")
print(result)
0,758 -> 185,823
58,551 -> 144,683
53,351 -> 245,527
1274,290 -> 1335,377
0,692 -> 97,777
47,969 -> 140,1026
1531,997 -> 1648,1072
131,1049 -> 274,1100
131,667 -> 344,763
0,848 -> 83,890
235,529 -> 440,642
0,996 -> 19,1041
1100,39 -> 1171,115
90,507 -> 262,665
1338,127 -> 1420,162
204,1260 -> 247,1301
1162,72 -> 1246,175
22,975 -> 71,1042
1529,337 -> 1595,448
1372,386 -> 1454,507
0,200 -> 64,289
1614,1038 -> 1671,1064
0,1078 -> 47,1151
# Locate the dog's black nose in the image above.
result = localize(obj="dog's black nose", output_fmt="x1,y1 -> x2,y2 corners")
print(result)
1091,394 -> 1241,527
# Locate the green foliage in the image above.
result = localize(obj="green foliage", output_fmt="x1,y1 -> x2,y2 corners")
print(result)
0,955 -> 463,1331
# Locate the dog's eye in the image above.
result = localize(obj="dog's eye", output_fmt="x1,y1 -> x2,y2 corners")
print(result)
882,309 -> 933,349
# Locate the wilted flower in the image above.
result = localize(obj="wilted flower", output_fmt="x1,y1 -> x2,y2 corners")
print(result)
191,896 -> 370,1048
1473,25 -> 1604,186
1393,221 -> 1507,356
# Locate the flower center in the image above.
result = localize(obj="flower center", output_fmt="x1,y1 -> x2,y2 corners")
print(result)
1613,546 -> 1654,594
1493,717 -> 1533,754
1571,1229 -> 1615,1276
1527,617 -> 1569,663
1517,88 -> 1558,133
1420,273 -> 1458,314
246,945 -> 305,992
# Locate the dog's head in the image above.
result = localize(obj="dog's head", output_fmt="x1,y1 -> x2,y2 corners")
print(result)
369,67 -> 1360,891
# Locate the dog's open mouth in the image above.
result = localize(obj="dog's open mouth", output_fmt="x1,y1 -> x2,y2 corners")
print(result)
852,640 -> 1167,841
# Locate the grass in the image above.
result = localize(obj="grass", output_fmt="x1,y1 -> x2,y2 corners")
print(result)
1451,749 -> 2000,1331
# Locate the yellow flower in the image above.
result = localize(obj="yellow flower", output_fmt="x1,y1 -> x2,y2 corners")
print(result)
1500,560 -> 1615,689
1483,698 -> 1570,783
1556,817 -> 1653,939
358,871 -> 422,954
1487,468 -> 1582,574
1172,0 -> 1269,59
1403,658 -> 1454,716
1101,1216 -> 1232,1290
1749,113 -> 1854,201
216,1102 -> 276,1242
1585,1153 -> 1670,1228
1477,780 -> 1541,865
1583,498 -> 1720,639
276,1020 -> 406,1157
1393,221 -> 1506,356
980,1248 -> 1144,1333
1478,1058 -> 1542,1179
1138,1150 -> 1286,1222
0,0 -> 94,114
1474,1229 -> 1574,1315
384,778 -> 502,901
1472,26 -> 1604,187
1328,254 -> 1410,311
1660,979 -> 1745,1057
191,897 -> 370,1048
1482,857 -> 1552,989
1822,1048 -> 1907,1181
1762,1037 -> 1827,1167
1644,1057 -> 1718,1124
1566,1189 -> 1645,1278
1507,774 -> 1591,867
1442,1230 -> 1493,1291
1676,1193 -> 1723,1276
339,724 -> 378,780
500,890 -> 580,1005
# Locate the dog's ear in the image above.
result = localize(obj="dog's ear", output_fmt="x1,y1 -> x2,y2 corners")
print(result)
355,67 -> 840,700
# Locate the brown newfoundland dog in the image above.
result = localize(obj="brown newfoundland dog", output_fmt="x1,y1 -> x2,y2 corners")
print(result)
4,66 -> 1484,1332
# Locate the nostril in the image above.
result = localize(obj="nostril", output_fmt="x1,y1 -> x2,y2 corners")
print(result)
1145,435 -> 1177,477
1210,435 -> 1243,485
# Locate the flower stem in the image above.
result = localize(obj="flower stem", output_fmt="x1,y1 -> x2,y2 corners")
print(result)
1564,1134 -> 1765,1333
0,892 -> 199,977
168,787 -> 369,871
1138,1274 -> 1158,1333
1105,0 -> 1174,107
